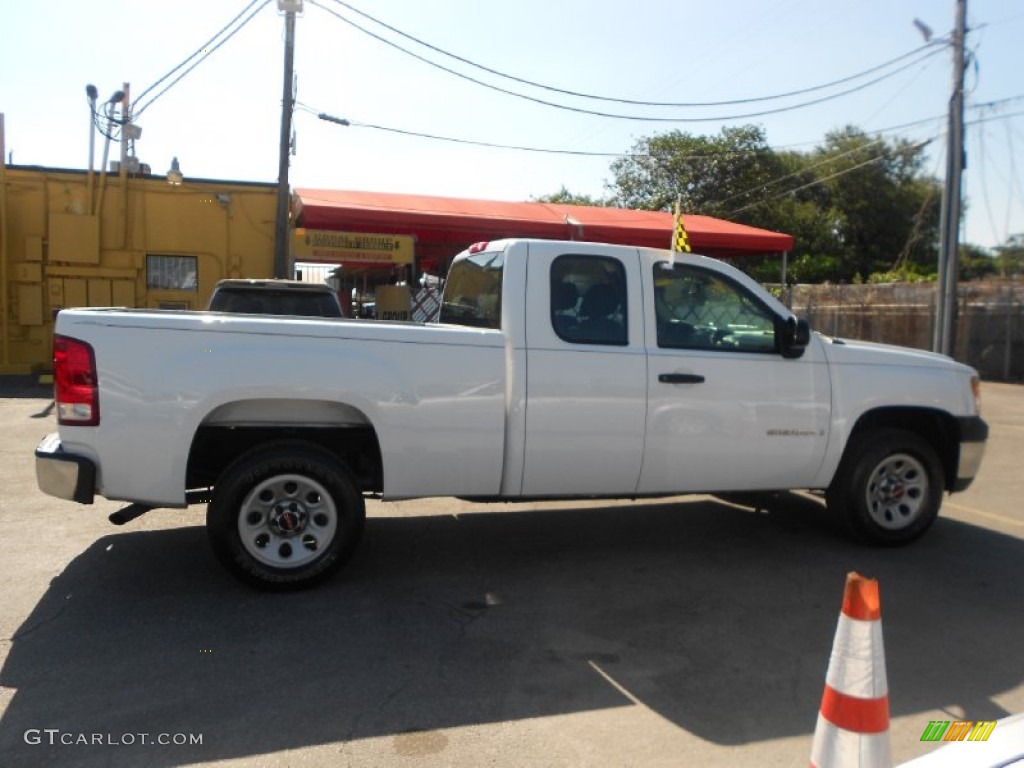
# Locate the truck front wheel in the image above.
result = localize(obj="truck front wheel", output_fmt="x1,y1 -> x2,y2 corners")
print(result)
827,428 -> 944,545
207,442 -> 365,589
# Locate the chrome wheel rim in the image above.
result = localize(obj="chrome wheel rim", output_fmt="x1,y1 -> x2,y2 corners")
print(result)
238,474 -> 337,568
865,452 -> 928,530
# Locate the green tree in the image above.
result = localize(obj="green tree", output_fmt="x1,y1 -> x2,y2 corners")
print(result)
531,186 -> 609,206
957,243 -> 998,281
994,234 -> 1024,276
808,127 -> 940,280
600,124 -> 941,283
606,125 -> 785,222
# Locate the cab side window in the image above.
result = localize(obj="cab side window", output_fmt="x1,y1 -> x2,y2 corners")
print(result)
551,255 -> 628,346
654,262 -> 777,353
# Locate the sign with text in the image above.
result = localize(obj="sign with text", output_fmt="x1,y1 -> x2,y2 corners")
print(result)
376,285 -> 412,321
293,229 -> 413,265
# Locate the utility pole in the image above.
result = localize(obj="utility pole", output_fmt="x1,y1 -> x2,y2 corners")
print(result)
119,83 -> 131,172
274,1 -> 302,279
1,113 -> 9,367
933,0 -> 967,356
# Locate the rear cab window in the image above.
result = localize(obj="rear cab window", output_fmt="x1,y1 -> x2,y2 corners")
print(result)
210,288 -> 342,318
550,255 -> 628,345
439,250 -> 505,329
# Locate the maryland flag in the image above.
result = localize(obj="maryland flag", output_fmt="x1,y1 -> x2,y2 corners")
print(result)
672,201 -> 691,253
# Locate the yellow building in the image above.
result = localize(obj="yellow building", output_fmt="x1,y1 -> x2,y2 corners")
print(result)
0,163 -> 277,373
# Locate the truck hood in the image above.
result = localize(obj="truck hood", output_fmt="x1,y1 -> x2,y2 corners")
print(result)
819,334 -> 975,374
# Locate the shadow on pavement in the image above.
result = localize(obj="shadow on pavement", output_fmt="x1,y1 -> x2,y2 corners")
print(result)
0,376 -> 52,401
1,495 -> 1021,766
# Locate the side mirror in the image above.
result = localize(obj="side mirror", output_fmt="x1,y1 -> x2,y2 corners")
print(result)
778,316 -> 811,359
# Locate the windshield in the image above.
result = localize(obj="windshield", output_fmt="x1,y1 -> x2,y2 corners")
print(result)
438,251 -> 504,329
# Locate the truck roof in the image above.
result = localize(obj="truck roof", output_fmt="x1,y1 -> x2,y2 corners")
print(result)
207,278 -> 344,317
212,279 -> 335,293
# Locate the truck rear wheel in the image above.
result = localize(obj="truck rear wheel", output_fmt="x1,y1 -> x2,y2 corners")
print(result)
826,428 -> 944,545
207,441 -> 365,589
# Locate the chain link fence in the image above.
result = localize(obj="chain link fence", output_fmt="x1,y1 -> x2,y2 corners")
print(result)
780,279 -> 1024,381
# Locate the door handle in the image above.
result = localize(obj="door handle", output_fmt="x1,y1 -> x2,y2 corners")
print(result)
658,373 -> 705,384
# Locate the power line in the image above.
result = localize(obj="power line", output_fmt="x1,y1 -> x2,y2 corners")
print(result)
725,151 -> 906,216
134,0 -> 271,118
709,138 -> 888,209
975,111 -> 1003,245
722,113 -> 1024,221
307,0 -> 945,123
301,104 -> 641,157
319,0 -> 945,109
133,0 -> 266,107
307,103 -> 1023,227
303,99 -> 1023,162
1004,121 -> 1024,237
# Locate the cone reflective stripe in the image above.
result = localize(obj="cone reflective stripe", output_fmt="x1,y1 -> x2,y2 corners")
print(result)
810,572 -> 892,768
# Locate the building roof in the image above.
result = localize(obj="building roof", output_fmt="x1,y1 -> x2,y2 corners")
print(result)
293,189 -> 794,263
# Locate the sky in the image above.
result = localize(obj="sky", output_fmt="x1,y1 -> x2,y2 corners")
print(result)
2,0 -> 1022,251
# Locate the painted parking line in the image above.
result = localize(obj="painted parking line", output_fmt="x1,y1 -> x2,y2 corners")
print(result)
944,500 -> 1023,528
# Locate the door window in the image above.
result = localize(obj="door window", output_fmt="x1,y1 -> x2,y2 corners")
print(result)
654,262 -> 777,353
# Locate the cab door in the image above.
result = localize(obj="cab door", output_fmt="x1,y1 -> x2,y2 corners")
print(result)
520,243 -> 647,496
638,260 -> 831,494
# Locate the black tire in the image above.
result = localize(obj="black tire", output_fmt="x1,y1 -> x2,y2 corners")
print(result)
207,441 -> 365,590
826,428 -> 944,546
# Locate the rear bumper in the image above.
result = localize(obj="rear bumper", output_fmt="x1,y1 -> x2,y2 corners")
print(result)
953,416 -> 988,492
35,433 -> 96,504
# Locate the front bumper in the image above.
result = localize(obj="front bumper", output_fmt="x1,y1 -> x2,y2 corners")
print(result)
953,415 -> 988,492
35,433 -> 96,504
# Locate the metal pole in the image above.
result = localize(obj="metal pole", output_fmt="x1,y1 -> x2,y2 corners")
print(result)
274,2 -> 300,279
86,86 -> 97,214
780,251 -> 789,307
1005,282 -> 1015,380
933,0 -> 967,356
119,84 -> 131,251
120,83 -> 131,172
95,115 -> 114,221
0,113 -> 9,366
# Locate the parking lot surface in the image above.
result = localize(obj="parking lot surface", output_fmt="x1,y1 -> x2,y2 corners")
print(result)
0,379 -> 1021,767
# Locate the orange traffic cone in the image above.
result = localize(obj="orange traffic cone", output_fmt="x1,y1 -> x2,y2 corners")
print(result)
810,572 -> 892,768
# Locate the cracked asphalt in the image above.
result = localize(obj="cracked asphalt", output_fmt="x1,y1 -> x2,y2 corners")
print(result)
0,379 -> 1022,767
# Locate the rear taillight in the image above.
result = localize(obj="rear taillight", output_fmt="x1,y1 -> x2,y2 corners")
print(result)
54,335 -> 99,426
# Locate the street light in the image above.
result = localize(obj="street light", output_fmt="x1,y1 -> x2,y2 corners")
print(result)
166,157 -> 183,186
85,85 -> 98,213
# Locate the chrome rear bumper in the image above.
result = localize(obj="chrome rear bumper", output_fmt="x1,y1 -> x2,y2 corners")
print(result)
35,433 -> 96,504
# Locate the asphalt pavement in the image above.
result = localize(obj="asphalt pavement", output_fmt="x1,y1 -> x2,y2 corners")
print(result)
0,379 -> 1021,767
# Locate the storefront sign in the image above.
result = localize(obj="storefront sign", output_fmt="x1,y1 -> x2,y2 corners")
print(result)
293,229 -> 414,265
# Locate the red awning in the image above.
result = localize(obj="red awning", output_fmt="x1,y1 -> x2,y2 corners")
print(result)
293,189 -> 793,262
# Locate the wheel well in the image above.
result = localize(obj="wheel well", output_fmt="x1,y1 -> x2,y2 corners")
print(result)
847,407 -> 958,490
187,425 -> 383,495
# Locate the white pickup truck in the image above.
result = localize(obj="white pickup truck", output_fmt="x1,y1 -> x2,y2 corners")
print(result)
36,239 -> 987,589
